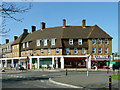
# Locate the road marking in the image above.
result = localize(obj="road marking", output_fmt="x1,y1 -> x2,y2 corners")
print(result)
40,80 -> 44,82
42,74 -> 46,76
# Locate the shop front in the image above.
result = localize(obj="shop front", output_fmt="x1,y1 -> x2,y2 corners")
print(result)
91,55 -> 110,69
39,58 -> 52,68
64,57 -> 86,68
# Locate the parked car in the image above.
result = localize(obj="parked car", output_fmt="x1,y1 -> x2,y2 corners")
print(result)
112,64 -> 120,70
18,65 -> 24,70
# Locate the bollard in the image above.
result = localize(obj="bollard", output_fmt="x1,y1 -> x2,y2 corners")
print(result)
66,68 -> 67,76
109,75 -> 112,90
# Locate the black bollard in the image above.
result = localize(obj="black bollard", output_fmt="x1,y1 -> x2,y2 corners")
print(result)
109,76 -> 112,90
66,68 -> 67,76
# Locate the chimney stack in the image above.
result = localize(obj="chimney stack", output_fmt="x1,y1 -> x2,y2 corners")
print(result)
14,36 -> 18,41
63,19 -> 66,28
82,19 -> 86,28
23,29 -> 28,33
31,26 -> 36,33
5,39 -> 9,44
41,22 -> 45,30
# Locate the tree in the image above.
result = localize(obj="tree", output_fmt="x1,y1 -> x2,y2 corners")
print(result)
0,2 -> 32,37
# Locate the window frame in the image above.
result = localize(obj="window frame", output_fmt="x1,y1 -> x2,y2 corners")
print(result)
98,39 -> 102,44
105,39 -> 108,44
44,39 -> 47,46
78,39 -> 82,45
33,49 -> 36,55
74,48 -> 78,54
92,39 -> 96,44
92,48 -> 96,53
23,43 -> 25,48
66,48 -> 70,54
82,48 -> 86,54
105,48 -> 108,53
56,48 -> 59,54
48,48 -> 51,54
69,39 -> 73,45
37,40 -> 40,46
98,48 -> 102,53
26,42 -> 29,47
41,49 -> 44,54
51,38 -> 55,46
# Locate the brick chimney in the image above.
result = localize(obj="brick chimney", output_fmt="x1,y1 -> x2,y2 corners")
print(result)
14,36 -> 18,41
31,26 -> 36,33
63,19 -> 66,28
82,19 -> 86,28
41,22 -> 45,30
5,39 -> 9,44
23,29 -> 28,33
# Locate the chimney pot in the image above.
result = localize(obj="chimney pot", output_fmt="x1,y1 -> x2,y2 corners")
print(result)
41,22 -> 45,30
63,19 -> 66,28
31,26 -> 36,33
5,39 -> 9,44
82,19 -> 86,28
23,29 -> 28,33
14,36 -> 18,41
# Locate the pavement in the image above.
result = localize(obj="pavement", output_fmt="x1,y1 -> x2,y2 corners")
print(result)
50,71 -> 120,89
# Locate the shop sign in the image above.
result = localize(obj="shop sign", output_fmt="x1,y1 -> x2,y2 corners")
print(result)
93,55 -> 108,59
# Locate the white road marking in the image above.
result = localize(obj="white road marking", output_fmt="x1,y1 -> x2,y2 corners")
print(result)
40,80 -> 44,82
42,74 -> 46,76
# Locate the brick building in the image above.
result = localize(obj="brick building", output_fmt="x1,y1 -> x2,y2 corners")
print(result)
0,19 -> 113,69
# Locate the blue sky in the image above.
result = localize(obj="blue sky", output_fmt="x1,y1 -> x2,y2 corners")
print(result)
2,2 -> 118,53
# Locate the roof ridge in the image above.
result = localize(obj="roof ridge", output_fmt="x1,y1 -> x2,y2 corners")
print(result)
87,25 -> 96,38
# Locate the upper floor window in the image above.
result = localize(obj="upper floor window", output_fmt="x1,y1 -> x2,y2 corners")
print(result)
25,51 -> 27,56
13,52 -> 14,56
15,52 -> 16,56
44,39 -> 47,46
56,48 -> 59,54
41,49 -> 44,54
92,39 -> 96,44
17,52 -> 19,56
74,48 -> 78,54
23,43 -> 25,48
105,39 -> 108,44
26,42 -> 29,47
15,45 -> 16,49
37,40 -> 40,46
17,45 -> 19,48
92,48 -> 96,53
82,48 -> 85,54
13,46 -> 14,49
98,39 -> 102,44
33,49 -> 36,54
78,39 -> 82,45
28,50 -> 31,55
51,38 -> 55,45
105,48 -> 108,53
69,39 -> 73,45
66,48 -> 70,54
48,49 -> 51,54
98,48 -> 102,53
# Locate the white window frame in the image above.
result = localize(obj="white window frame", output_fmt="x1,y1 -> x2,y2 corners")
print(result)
78,39 -> 82,45
51,38 -> 55,46
23,43 -> 25,48
82,48 -> 85,54
92,39 -> 96,44
17,52 -> 19,56
56,48 -> 59,54
98,48 -> 102,53
13,52 -> 14,56
44,39 -> 47,46
37,40 -> 40,46
28,50 -> 30,55
48,48 -> 51,54
98,39 -> 102,44
25,51 -> 27,56
69,39 -> 73,45
105,39 -> 108,44
105,48 -> 108,53
17,45 -> 19,48
27,42 -> 29,47
15,52 -> 16,56
15,45 -> 16,49
92,48 -> 96,53
66,48 -> 70,54
74,48 -> 78,54
41,49 -> 44,54
33,49 -> 36,55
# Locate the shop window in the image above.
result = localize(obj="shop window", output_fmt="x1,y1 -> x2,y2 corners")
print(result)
105,39 -> 108,44
82,48 -> 85,54
105,48 -> 108,53
92,39 -> 96,44
69,39 -> 73,45
78,39 -> 82,45
78,61 -> 85,66
98,48 -> 102,53
56,48 -> 59,54
98,39 -> 102,44
66,48 -> 70,54
74,48 -> 78,54
41,49 -> 44,54
65,61 -> 72,65
92,48 -> 96,53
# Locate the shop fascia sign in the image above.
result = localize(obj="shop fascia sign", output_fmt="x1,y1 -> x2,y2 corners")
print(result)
93,55 -> 108,59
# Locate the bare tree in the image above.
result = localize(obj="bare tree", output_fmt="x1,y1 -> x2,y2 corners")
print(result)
0,2 -> 32,37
